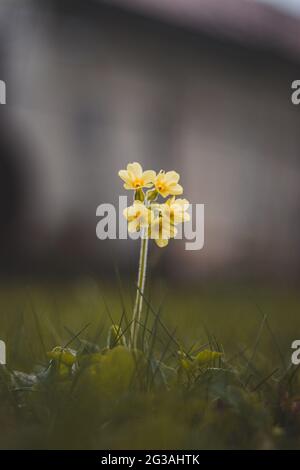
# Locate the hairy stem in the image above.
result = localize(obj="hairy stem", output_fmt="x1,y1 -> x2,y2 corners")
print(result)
131,231 -> 149,349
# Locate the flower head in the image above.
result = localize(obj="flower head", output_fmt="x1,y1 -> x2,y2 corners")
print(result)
149,216 -> 177,248
161,197 -> 190,225
154,170 -> 183,198
123,200 -> 153,233
119,162 -> 156,191
119,163 -> 189,249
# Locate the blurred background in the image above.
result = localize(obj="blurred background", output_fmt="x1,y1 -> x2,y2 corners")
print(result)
1,0 -> 300,283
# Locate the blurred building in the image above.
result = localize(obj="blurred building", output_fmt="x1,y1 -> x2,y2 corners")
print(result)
0,0 -> 300,280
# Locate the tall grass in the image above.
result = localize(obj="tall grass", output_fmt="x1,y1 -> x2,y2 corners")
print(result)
0,280 -> 300,449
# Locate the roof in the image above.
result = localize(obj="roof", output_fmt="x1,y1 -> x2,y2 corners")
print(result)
106,0 -> 300,59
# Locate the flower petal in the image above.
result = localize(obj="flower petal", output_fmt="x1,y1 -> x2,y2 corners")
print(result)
183,212 -> 190,222
118,170 -> 131,184
123,207 -> 129,219
155,238 -> 169,248
159,188 -> 170,198
161,222 -> 177,239
127,162 -> 142,178
149,218 -> 160,239
142,170 -> 156,184
139,210 -> 153,227
123,206 -> 135,221
128,219 -> 139,233
165,171 -> 180,183
174,198 -> 189,208
168,183 -> 183,195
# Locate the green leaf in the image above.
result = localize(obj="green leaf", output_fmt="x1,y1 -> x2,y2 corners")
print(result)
194,349 -> 223,366
77,346 -> 146,398
47,346 -> 77,366
146,189 -> 158,202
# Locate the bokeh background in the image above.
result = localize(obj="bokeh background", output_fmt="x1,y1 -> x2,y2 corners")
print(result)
2,2 -> 300,450
0,0 -> 300,283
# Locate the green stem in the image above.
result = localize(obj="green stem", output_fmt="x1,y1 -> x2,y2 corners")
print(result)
131,231 -> 149,349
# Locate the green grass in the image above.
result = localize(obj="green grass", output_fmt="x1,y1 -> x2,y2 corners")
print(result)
0,279 -> 300,449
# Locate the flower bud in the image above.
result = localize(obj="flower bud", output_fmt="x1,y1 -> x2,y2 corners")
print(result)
134,188 -> 145,202
146,189 -> 158,202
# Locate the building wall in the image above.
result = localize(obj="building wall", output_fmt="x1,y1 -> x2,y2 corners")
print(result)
1,0 -> 300,278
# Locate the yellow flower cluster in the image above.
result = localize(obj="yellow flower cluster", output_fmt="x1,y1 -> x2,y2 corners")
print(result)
119,162 -> 190,248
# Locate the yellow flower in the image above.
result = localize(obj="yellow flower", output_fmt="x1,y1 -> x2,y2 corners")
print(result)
149,216 -> 177,248
119,162 -> 156,190
123,201 -> 153,233
154,170 -> 183,198
161,197 -> 190,224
